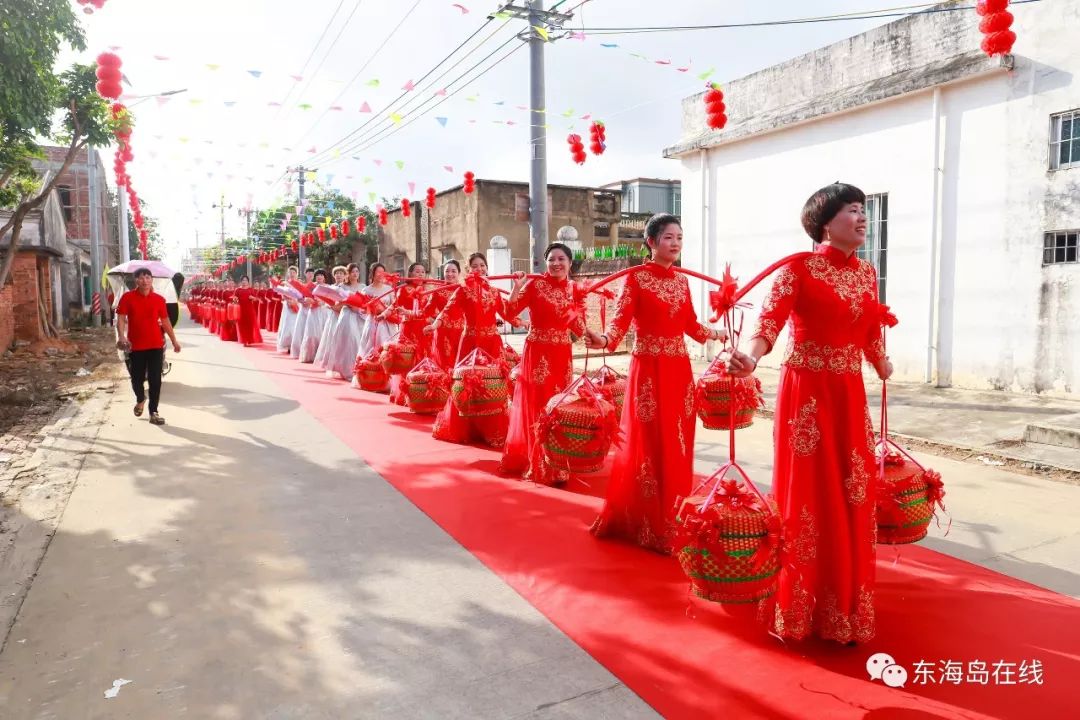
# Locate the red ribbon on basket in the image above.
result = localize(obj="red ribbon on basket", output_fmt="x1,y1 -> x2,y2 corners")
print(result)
422,372 -> 450,398
456,369 -> 488,404
753,513 -> 784,571
713,478 -> 758,510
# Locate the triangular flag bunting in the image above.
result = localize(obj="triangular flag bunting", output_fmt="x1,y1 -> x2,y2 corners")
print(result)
247,70 -> 262,78
402,79 -> 415,91
359,102 -> 372,112
436,117 -> 448,127
390,112 -> 403,124
394,160 -> 405,170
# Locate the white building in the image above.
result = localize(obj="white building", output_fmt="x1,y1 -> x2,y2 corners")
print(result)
666,0 -> 1079,397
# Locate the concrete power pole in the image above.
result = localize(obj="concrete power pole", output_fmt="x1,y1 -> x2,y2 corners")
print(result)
492,1 -> 573,273
87,148 -> 102,327
212,195 -> 233,272
119,189 -> 130,263
292,166 -> 315,275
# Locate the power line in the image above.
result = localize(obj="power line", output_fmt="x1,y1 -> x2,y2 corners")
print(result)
287,0 -> 368,116
575,0 -> 1041,34
303,15 -> 509,167
291,0 -> 424,149
307,23 -> 518,165
339,38 -> 525,161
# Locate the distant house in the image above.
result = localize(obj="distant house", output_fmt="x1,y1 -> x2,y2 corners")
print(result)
0,186 -> 67,349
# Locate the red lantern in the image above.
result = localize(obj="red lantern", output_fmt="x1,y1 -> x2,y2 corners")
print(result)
589,121 -> 606,156
463,171 -> 475,194
330,224 -> 339,240
356,215 -> 366,233
95,53 -> 123,100
976,0 -> 1016,56
317,227 -> 326,243
704,83 -> 727,130
291,240 -> 299,252
425,187 -> 437,209
378,207 -> 389,226
341,219 -> 350,235
567,134 -> 587,165
401,198 -> 411,218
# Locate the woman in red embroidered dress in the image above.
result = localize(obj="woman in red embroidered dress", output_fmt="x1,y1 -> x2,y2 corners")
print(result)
431,253 -> 513,449
423,260 -> 463,371
234,276 -> 263,346
500,243 -> 587,484
726,183 -> 892,645
385,262 -> 432,405
584,215 -> 725,553
218,277 -> 239,343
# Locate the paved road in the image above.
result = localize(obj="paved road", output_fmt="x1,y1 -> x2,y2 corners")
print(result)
1,324 -> 1078,718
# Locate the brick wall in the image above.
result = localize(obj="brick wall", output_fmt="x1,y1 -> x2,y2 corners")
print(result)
0,283 -> 13,351
10,253 -> 45,343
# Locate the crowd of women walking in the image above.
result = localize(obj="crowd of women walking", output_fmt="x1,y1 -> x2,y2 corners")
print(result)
185,183 -> 896,646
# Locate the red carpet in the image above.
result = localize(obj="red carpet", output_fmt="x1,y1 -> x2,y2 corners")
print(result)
238,333 -> 1080,719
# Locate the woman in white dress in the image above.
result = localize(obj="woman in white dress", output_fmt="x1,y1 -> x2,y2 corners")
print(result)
275,265 -> 301,354
355,263 -> 400,370
314,265 -> 348,369
298,269 -> 334,363
325,263 -> 367,381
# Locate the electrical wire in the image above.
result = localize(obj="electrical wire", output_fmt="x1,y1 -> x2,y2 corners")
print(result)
302,18 -> 514,168
574,0 -> 1041,34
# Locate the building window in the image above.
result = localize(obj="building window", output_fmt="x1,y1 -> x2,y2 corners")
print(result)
1050,110 -> 1080,170
1043,231 -> 1078,265
672,187 -> 681,216
856,193 -> 888,301
626,186 -> 636,213
57,185 -> 74,222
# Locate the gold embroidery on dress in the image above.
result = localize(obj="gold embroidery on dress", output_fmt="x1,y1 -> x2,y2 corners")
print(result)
791,505 -> 818,564
636,270 -> 688,317
844,448 -> 869,506
805,255 -> 876,319
677,418 -> 687,456
534,278 -> 575,316
527,327 -> 571,344
636,377 -> 657,423
684,381 -> 695,419
762,268 -> 797,313
817,585 -> 875,643
772,577 -> 813,640
756,318 -> 781,345
783,340 -> 863,374
638,458 -> 658,498
865,337 -> 886,364
533,356 -> 551,385
788,397 -> 821,457
863,407 -> 876,456
633,334 -> 688,357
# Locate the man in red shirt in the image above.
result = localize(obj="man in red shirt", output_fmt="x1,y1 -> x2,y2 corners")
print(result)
116,267 -> 182,425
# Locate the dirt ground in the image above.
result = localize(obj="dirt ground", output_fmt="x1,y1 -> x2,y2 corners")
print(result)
0,327 -> 122,441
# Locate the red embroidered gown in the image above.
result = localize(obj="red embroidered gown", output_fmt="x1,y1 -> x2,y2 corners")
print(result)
752,244 -> 884,643
431,279 -> 510,448
235,288 -> 263,346
388,282 -> 433,405
219,290 -> 238,342
590,262 -> 712,554
500,275 -> 587,483
207,289 -> 219,334
423,285 -> 464,372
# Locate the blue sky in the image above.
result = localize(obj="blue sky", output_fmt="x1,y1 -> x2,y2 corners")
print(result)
66,0 -> 913,264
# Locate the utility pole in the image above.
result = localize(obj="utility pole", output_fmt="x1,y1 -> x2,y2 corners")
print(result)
87,147 -> 102,327
492,1 -> 573,273
291,166 -> 315,274
118,189 -> 130,263
212,194 -> 233,271
241,208 -> 254,279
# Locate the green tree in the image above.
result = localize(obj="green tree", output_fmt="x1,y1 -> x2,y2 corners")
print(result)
1,0 -> 115,288
248,191 -> 379,279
